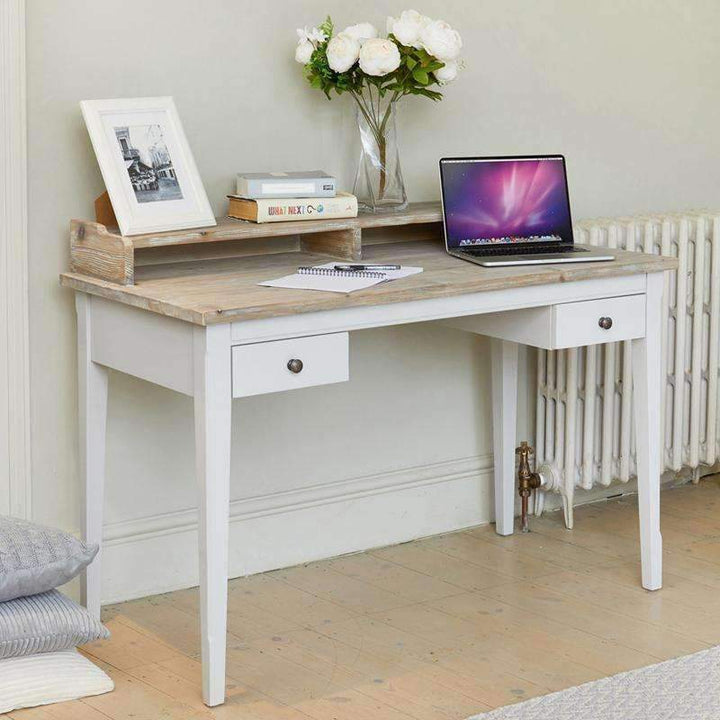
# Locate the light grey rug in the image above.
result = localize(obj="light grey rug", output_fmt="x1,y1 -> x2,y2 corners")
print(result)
467,645 -> 720,720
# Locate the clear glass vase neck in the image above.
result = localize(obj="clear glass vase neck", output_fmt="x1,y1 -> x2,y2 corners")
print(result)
351,89 -> 407,213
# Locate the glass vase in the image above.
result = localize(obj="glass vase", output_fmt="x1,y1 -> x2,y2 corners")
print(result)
352,97 -> 407,213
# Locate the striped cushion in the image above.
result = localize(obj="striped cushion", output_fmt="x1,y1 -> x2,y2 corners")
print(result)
0,649 -> 113,713
0,589 -> 109,659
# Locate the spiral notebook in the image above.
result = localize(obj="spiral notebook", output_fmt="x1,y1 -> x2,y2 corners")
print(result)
259,262 -> 423,294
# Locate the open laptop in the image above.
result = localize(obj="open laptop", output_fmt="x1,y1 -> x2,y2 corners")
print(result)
439,155 -> 614,266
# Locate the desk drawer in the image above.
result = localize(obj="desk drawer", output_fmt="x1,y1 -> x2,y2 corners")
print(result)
232,333 -> 349,398
554,294 -> 645,348
444,293 -> 646,349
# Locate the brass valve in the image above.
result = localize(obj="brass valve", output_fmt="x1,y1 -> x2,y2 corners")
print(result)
516,441 -> 542,533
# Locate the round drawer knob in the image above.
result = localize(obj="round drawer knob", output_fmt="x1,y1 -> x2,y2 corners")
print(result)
598,316 -> 613,330
287,358 -> 304,374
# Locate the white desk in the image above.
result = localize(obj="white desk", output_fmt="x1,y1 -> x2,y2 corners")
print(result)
61,240 -> 675,706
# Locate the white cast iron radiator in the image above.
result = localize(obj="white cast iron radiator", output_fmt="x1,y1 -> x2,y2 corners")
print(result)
535,211 -> 720,528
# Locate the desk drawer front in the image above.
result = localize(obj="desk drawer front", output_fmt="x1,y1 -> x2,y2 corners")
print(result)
232,333 -> 349,397
553,294 -> 645,348
444,293 -> 646,349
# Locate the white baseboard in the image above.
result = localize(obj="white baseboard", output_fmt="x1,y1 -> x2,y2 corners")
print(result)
100,454 -> 494,604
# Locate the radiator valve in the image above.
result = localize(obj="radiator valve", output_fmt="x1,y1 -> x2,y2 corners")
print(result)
516,442 -> 542,533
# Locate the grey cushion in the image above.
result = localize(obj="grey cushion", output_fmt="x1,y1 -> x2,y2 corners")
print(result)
0,516 -> 98,602
0,590 -> 109,659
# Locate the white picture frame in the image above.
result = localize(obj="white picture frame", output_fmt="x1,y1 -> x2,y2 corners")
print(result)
80,96 -> 216,236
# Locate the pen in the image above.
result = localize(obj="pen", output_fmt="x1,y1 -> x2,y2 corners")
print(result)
333,264 -> 401,271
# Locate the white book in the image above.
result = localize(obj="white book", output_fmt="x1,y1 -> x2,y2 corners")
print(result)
236,171 -> 336,199
259,263 -> 423,294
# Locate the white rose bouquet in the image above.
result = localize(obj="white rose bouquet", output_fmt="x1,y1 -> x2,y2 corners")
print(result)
294,11 -> 463,211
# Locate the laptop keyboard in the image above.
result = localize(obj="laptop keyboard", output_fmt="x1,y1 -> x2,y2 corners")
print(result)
459,244 -> 588,257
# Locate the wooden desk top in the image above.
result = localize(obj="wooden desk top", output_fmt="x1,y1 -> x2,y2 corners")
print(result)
60,240 -> 677,326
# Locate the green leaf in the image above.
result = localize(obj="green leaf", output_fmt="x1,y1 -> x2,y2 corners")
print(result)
405,56 -> 418,70
412,68 -> 429,85
415,47 -> 431,66
416,87 -> 443,101
319,15 -> 333,38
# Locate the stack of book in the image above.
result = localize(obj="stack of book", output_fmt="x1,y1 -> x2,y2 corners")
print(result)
227,171 -> 358,223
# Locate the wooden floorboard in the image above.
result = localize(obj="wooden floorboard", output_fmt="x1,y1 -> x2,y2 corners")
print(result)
6,476 -> 720,720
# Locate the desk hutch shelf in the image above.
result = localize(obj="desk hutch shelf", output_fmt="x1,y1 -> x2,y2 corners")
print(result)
70,201 -> 443,286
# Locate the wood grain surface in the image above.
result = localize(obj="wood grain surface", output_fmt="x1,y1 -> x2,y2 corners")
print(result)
8,480 -> 718,720
60,240 -> 677,326
70,203 -> 444,283
74,202 -> 443,250
70,220 -> 135,285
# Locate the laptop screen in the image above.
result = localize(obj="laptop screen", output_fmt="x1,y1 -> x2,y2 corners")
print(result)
439,156 -> 574,250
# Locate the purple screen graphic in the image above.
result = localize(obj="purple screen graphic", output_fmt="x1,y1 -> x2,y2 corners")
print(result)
441,158 -> 573,248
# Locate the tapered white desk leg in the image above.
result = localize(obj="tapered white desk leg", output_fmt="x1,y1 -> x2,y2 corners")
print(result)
193,324 -> 232,706
633,273 -> 664,591
491,338 -> 518,536
76,293 -> 109,619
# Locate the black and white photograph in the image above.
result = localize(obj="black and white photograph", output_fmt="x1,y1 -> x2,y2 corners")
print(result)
114,124 -> 183,203
80,97 -> 215,235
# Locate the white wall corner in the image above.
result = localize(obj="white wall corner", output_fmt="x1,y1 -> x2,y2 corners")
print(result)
0,0 -> 32,518
100,454 -> 495,604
